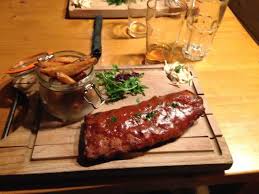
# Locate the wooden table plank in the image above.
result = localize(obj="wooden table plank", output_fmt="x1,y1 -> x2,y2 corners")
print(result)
0,0 -> 258,191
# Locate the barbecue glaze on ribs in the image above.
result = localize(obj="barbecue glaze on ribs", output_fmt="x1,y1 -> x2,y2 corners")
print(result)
79,90 -> 205,163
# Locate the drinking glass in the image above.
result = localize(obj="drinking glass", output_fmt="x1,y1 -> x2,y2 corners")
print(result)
128,0 -> 148,38
146,0 -> 187,64
182,0 -> 229,61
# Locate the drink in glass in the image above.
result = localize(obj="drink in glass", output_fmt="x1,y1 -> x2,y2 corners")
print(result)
128,0 -> 148,38
146,0 -> 187,64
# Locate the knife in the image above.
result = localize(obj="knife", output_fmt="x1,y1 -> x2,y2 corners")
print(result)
91,16 -> 103,60
1,89 -> 22,139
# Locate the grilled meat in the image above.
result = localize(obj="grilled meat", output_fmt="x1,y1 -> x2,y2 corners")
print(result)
79,90 -> 204,163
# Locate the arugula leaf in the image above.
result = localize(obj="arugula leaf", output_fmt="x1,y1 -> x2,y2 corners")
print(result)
96,65 -> 147,102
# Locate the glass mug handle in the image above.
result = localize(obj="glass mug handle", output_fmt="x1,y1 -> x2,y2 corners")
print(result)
84,83 -> 105,109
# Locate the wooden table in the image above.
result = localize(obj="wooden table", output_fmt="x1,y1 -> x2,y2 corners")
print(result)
0,0 -> 259,193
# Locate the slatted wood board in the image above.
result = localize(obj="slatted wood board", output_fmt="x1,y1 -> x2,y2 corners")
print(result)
68,0 -> 142,19
68,0 -> 193,19
0,67 -> 232,178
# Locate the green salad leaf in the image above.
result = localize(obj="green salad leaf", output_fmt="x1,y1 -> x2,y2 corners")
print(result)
96,65 -> 147,102
106,0 -> 126,5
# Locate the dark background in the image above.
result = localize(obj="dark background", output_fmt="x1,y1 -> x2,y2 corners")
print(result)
229,0 -> 259,44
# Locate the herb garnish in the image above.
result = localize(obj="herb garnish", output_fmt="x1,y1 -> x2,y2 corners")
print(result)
106,0 -> 126,5
134,112 -> 142,118
96,65 -> 147,102
111,116 -> 117,123
171,102 -> 179,108
106,0 -> 143,5
174,65 -> 183,73
145,111 -> 156,120
164,61 -> 193,86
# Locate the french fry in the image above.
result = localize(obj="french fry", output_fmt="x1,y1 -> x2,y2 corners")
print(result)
38,61 -> 65,68
40,56 -> 97,77
73,71 -> 87,81
52,56 -> 78,64
56,72 -> 76,85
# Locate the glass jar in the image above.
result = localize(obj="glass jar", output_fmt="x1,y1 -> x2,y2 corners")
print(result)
6,52 -> 49,96
36,50 -> 104,122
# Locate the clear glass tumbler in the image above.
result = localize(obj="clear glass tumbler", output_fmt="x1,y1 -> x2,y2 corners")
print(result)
182,0 -> 229,61
146,0 -> 187,64
128,0 -> 148,38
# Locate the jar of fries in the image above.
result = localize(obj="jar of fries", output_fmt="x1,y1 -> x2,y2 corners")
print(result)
36,50 -> 104,122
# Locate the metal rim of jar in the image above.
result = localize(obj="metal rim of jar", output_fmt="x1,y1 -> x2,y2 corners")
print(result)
36,50 -> 95,92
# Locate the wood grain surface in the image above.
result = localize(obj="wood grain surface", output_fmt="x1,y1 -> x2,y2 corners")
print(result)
0,68 -> 232,175
68,0 -> 129,18
0,0 -> 259,192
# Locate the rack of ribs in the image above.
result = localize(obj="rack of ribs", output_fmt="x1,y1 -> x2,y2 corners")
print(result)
79,90 -> 205,164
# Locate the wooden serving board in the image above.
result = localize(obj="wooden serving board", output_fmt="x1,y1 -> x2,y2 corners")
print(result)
0,67 -> 232,180
68,0 -> 193,19
68,0 -> 139,19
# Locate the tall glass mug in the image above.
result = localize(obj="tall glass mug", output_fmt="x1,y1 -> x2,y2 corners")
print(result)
182,0 -> 229,61
128,0 -> 148,38
146,0 -> 187,64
